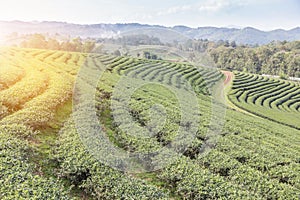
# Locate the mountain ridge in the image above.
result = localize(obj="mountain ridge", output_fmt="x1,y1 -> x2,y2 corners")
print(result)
1,21 -> 300,45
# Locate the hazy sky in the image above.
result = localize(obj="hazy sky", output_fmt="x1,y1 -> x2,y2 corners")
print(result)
0,0 -> 299,30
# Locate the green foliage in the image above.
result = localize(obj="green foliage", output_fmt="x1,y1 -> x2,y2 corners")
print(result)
0,125 -> 70,199
20,34 -> 96,53
113,49 -> 121,56
0,102 -> 8,119
0,48 -> 85,128
1,47 -> 299,199
54,120 -> 169,199
208,41 -> 300,78
159,157 -> 256,199
75,51 -> 300,199
279,72 -> 288,80
228,72 -> 300,129
143,51 -> 160,60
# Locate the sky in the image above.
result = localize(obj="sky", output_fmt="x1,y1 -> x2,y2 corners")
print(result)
0,0 -> 299,30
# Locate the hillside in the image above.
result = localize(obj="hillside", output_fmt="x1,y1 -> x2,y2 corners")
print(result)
229,72 -> 300,129
1,21 -> 300,45
0,47 -> 299,199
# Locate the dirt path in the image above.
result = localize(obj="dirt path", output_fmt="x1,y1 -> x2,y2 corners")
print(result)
221,71 -> 257,117
223,70 -> 233,86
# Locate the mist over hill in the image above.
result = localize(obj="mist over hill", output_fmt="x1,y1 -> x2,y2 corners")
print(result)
0,21 -> 299,45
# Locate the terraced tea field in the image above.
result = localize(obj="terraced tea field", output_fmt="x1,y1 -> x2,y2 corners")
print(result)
0,47 -> 299,199
229,72 -> 300,129
0,47 -> 87,198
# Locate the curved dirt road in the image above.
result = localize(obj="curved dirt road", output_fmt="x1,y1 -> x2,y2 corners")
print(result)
222,70 -> 233,86
221,71 -> 256,117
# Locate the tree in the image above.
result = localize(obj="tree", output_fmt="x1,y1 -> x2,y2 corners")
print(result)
288,55 -> 300,77
61,41 -> 76,51
27,34 -> 47,49
151,54 -> 158,60
113,50 -> 121,56
72,37 -> 83,52
143,51 -> 151,59
82,40 -> 96,53
230,41 -> 237,48
20,41 -> 28,48
224,40 -> 230,47
47,38 -> 60,50
188,52 -> 196,62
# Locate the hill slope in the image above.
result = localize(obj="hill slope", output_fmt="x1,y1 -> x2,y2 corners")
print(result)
1,21 -> 300,45
0,48 -> 299,199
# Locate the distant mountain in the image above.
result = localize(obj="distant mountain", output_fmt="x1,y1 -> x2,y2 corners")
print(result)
0,21 -> 299,45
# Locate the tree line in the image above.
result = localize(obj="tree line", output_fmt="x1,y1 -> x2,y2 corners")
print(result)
20,34 -> 96,53
208,40 -> 300,78
169,39 -> 299,78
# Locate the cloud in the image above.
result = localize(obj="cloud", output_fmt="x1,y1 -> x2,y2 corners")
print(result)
157,0 -> 255,16
126,13 -> 154,21
157,5 -> 192,16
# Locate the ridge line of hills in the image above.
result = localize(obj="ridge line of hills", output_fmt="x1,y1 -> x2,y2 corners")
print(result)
0,20 -> 300,45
